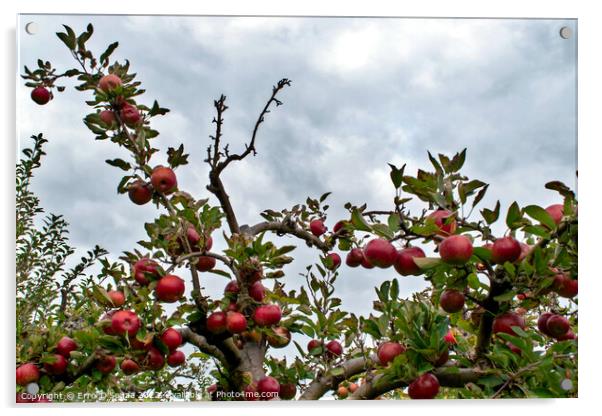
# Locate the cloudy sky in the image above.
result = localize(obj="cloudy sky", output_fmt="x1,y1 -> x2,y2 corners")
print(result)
17,15 -> 576,350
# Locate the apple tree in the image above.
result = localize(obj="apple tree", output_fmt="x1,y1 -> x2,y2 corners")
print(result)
17,23 -> 577,402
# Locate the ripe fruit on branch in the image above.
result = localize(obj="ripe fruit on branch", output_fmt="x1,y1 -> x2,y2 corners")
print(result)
108,290 -> 125,307
98,73 -> 122,92
249,281 -> 266,302
325,253 -> 341,270
167,350 -> 186,367
337,386 -> 348,398
132,258 -> 160,285
267,327 -> 291,348
349,383 -> 358,393
56,336 -> 77,358
537,312 -> 554,336
279,383 -> 297,400
439,289 -> 465,313
156,275 -> 185,303
394,246 -> 426,276
111,310 -> 141,337
545,204 -> 564,225
333,220 -> 351,236
43,354 -> 68,375
325,340 -> 343,358
345,248 -> 364,267
16,363 -> 40,385
144,347 -> 165,370
207,311 -> 228,334
433,349 -> 449,367
377,342 -> 406,366
224,280 -> 240,295
253,304 -> 282,326
100,310 -> 117,335
257,376 -> 280,397
120,359 -> 140,375
491,236 -> 521,264
128,180 -> 153,205
226,312 -> 248,333
310,219 -> 327,237
120,103 -> 141,126
439,235 -> 473,265
99,109 -> 116,127
492,312 -> 525,336
31,86 -> 51,105
427,210 -> 456,236
553,273 -> 578,298
364,239 -> 397,268
160,328 -> 182,351
96,355 -> 116,374
408,373 -> 440,399
307,339 -> 323,353
196,256 -> 216,272
518,243 -> 531,261
361,252 -> 375,269
557,330 -> 576,341
150,166 -> 177,194
546,315 -> 570,338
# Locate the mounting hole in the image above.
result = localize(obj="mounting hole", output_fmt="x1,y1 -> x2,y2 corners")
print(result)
559,26 -> 572,39
25,22 -> 38,35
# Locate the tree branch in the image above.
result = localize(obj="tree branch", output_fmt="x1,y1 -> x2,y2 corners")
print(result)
249,219 -> 331,252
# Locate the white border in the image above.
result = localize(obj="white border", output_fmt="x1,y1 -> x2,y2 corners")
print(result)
2,1 -> 599,415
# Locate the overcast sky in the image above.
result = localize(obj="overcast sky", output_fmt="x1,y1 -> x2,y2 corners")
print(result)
17,16 -> 576,351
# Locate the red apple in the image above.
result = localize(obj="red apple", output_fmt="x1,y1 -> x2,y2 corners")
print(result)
427,210 -> 456,236
439,289 -> 465,313
132,258 -> 160,285
546,315 -> 570,338
361,251 -> 374,269
408,373 -> 440,399
434,349 -> 450,366
349,383 -> 358,393
492,312 -> 525,336
156,274 -> 185,303
96,355 -> 116,374
257,376 -> 280,397
325,253 -> 341,270
196,256 -> 216,272
337,386 -> 348,398
43,353 -> 67,375
120,358 -> 140,375
111,310 -> 141,337
333,220 -> 350,235
224,280 -> 240,295
167,350 -> 186,367
394,247 -> 426,276
310,219 -> 327,237
144,347 -> 165,370
98,73 -> 122,92
491,236 -> 521,264
16,363 -> 40,385
557,330 -> 576,341
150,166 -> 177,194
120,103 -> 140,126
226,312 -> 248,333
377,342 -> 405,366
207,311 -> 228,334
128,180 -> 153,205
518,243 -> 531,261
545,204 -> 564,225
553,274 -> 578,298
325,340 -> 343,358
108,290 -> 125,307
345,248 -> 364,268
439,235 -> 473,265
279,382 -> 297,400
31,86 -> 51,105
99,109 -> 116,127
56,336 -> 77,358
249,281 -> 266,302
267,327 -> 291,348
307,339 -> 323,353
364,239 -> 397,268
253,304 -> 282,326
537,312 -> 554,336
160,328 -> 182,351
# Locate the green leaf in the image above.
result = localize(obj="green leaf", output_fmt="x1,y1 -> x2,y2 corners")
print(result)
100,42 -> 119,64
105,158 -> 131,171
388,163 -> 405,189
448,149 -> 467,173
524,205 -> 556,230
505,201 -> 522,229
427,151 -> 443,175
481,200 -> 500,224
351,208 -> 372,232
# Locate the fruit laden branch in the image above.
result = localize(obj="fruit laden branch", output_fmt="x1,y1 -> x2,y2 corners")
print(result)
16,23 -> 577,402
